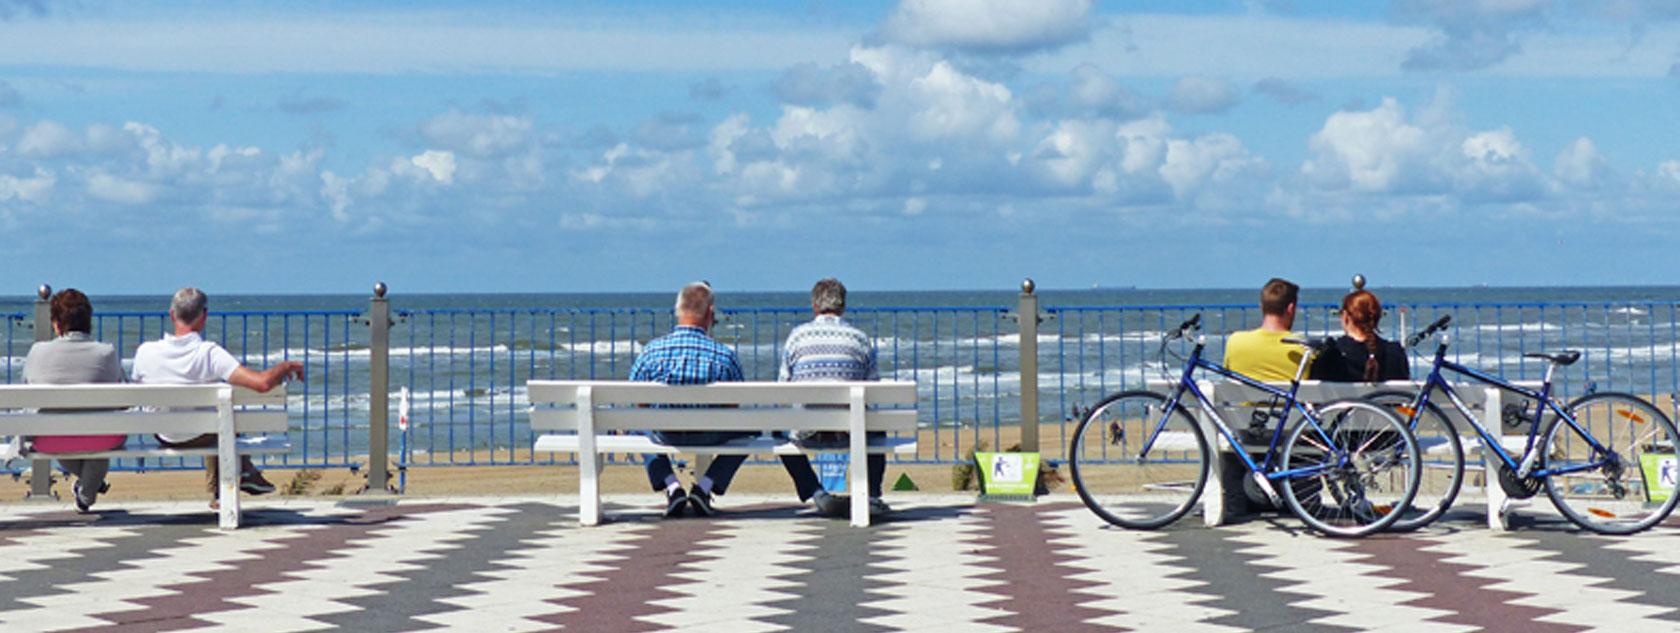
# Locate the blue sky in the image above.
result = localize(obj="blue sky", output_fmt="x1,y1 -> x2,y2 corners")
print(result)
2,0 -> 1680,294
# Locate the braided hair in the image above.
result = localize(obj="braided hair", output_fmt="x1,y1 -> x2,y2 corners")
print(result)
1341,290 -> 1384,382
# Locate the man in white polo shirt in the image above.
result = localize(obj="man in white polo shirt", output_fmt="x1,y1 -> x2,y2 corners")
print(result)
132,287 -> 304,507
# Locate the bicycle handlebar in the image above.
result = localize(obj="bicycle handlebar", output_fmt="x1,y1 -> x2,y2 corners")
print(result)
1167,313 -> 1202,340
1405,315 -> 1452,348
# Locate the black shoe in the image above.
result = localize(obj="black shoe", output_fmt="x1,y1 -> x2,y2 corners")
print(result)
812,490 -> 848,518
97,481 -> 110,495
240,471 -> 276,495
663,488 -> 688,519
688,487 -> 717,517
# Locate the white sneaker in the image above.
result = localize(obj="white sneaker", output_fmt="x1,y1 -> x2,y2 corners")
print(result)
811,490 -> 848,517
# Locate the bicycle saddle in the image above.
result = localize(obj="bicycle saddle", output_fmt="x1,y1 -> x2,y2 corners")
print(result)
1523,350 -> 1581,366
1281,336 -> 1334,351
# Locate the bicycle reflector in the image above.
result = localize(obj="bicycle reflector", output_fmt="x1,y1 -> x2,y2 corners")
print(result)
1588,508 -> 1618,518
1616,409 -> 1648,424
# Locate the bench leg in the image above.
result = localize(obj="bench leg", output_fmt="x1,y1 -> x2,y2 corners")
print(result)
849,387 -> 869,528
579,449 -> 602,527
218,440 -> 240,530
1200,409 -> 1228,527
1482,388 -> 1510,531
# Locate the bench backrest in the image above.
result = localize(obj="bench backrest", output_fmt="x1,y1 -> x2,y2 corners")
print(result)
0,384 -> 287,436
528,380 -> 917,434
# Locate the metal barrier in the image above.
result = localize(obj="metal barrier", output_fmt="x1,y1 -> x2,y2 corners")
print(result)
7,282 -> 1680,478
391,305 -> 1017,467
1043,300 -> 1680,462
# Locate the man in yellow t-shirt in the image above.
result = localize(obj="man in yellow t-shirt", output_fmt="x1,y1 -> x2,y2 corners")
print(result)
1224,278 -> 1307,382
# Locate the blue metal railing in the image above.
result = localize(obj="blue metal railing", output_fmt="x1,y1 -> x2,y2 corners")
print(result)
4,310 -> 367,472
391,306 -> 1016,466
6,298 -> 1680,472
1044,301 -> 1680,461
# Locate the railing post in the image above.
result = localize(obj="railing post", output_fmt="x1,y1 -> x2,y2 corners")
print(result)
1018,279 -> 1039,454
28,284 -> 52,500
364,282 -> 393,494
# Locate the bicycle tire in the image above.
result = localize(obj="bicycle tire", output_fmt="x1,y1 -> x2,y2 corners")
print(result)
1070,390 -> 1209,530
1543,392 -> 1680,535
1365,390 -> 1464,532
1280,400 -> 1420,537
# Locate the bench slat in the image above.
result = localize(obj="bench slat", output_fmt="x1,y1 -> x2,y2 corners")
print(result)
528,380 -> 917,407
530,408 -> 917,433
0,410 -> 285,435
534,433 -> 918,456
0,384 -> 286,409
5,435 -> 293,461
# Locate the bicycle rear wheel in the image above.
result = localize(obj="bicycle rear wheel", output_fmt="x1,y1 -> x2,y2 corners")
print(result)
1543,392 -> 1680,535
1280,401 -> 1420,537
1070,390 -> 1209,530
1365,391 -> 1463,532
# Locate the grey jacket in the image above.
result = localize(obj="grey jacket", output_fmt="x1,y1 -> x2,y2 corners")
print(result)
24,332 -> 124,385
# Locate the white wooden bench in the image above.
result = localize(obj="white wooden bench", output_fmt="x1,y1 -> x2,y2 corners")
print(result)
0,384 -> 290,529
1175,380 -> 1536,531
527,380 -> 917,527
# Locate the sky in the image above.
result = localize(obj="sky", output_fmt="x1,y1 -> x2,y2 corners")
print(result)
2,0 -> 1680,294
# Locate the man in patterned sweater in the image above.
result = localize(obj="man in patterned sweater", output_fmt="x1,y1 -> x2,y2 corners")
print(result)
779,278 -> 891,516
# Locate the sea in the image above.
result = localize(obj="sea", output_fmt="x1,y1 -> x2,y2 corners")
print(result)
4,286 -> 1679,466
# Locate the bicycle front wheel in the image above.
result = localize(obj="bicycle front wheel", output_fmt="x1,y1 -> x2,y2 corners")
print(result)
1365,390 -> 1464,532
1543,392 -> 1680,535
1281,401 -> 1420,537
1070,390 -> 1209,530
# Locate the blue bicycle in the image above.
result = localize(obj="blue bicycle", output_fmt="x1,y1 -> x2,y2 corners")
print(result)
1366,315 -> 1680,534
1069,315 -> 1422,537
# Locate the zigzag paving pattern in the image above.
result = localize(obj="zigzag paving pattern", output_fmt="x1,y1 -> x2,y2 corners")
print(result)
0,496 -> 1677,632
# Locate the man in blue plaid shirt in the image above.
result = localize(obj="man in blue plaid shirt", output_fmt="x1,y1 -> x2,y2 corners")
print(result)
632,281 -> 832,518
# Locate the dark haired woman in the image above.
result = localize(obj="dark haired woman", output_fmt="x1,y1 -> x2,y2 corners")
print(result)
1311,290 -> 1409,382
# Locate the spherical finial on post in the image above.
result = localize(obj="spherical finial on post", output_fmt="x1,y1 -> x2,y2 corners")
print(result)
1021,278 -> 1035,295
36,284 -> 51,301
1351,274 -> 1366,291
373,281 -> 388,298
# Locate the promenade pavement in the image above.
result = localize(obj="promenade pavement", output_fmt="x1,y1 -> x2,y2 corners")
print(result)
0,494 -> 1676,632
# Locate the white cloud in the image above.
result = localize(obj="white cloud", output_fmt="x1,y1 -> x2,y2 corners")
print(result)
903,197 -> 927,215
0,167 -> 53,204
1160,133 -> 1264,200
419,111 -> 531,158
1302,97 -> 1431,192
409,150 -> 457,184
17,121 -> 77,158
905,61 -> 1019,142
1455,127 -> 1543,201
1658,159 -> 1680,185
1066,64 -> 1147,119
881,0 -> 1093,54
84,171 -> 157,205
1554,136 -> 1608,189
1167,76 -> 1241,114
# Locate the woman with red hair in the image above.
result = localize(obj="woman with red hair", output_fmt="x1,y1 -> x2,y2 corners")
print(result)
1311,290 -> 1409,382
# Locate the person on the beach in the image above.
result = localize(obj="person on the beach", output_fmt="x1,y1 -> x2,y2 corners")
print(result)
132,287 -> 302,509
22,289 -> 126,512
1223,277 -> 1307,382
1310,289 -> 1409,382
778,278 -> 890,517
631,281 -> 834,518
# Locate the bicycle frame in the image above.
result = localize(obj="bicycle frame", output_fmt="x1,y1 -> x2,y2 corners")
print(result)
1141,337 -> 1343,481
1403,341 -> 1615,479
